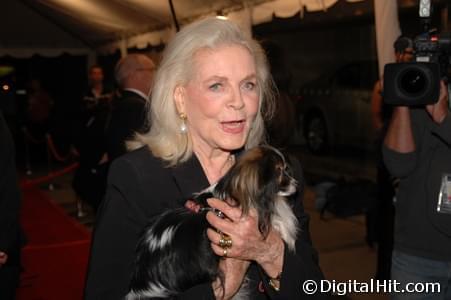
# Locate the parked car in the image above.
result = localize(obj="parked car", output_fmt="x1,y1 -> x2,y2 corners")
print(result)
296,60 -> 379,154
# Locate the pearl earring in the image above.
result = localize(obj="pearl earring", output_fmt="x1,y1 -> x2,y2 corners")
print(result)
179,113 -> 187,133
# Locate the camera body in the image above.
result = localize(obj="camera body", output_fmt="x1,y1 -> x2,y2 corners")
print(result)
383,2 -> 451,106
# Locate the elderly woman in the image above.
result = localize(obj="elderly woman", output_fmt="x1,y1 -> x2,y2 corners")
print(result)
84,18 -> 324,299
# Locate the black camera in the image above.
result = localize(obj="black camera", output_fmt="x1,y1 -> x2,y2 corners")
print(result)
384,1 -> 451,106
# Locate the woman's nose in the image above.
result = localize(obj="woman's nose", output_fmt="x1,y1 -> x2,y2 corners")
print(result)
228,87 -> 245,110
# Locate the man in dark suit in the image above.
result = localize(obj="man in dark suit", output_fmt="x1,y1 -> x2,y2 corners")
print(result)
0,110 -> 22,300
106,54 -> 156,161
72,65 -> 114,214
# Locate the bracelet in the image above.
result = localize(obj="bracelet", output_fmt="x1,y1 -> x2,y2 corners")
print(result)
268,272 -> 282,292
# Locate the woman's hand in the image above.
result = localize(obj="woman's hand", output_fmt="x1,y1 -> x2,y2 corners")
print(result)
206,198 -> 285,279
426,80 -> 449,124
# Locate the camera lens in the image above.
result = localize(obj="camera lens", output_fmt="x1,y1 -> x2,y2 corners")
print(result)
398,67 -> 428,97
384,62 -> 439,105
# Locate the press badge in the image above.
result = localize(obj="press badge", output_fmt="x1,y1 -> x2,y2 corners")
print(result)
437,174 -> 451,214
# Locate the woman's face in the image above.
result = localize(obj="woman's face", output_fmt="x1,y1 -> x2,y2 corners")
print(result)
175,45 -> 259,153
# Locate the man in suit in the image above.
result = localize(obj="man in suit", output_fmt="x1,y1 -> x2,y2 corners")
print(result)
0,110 -> 22,300
106,54 -> 156,161
72,65 -> 114,213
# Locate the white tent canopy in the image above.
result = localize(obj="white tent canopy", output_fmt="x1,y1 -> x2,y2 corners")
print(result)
2,0 -> 368,57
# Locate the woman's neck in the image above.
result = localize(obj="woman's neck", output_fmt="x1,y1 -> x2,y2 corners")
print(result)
194,147 -> 234,184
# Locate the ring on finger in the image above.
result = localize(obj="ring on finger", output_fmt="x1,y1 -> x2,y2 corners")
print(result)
224,235 -> 232,247
218,232 -> 225,247
218,234 -> 232,249
223,248 -> 228,257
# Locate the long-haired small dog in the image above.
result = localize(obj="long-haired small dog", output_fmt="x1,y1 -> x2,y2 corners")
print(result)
126,145 -> 300,299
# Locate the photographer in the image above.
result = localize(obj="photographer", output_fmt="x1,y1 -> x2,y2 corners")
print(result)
383,79 -> 451,299
371,36 -> 413,280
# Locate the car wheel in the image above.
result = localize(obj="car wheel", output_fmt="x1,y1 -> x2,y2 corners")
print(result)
305,113 -> 328,153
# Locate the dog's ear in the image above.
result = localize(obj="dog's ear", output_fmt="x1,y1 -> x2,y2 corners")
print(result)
256,156 -> 285,236
215,147 -> 288,236
216,159 -> 259,214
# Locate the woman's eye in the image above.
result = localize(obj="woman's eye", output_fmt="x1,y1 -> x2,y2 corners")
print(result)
209,83 -> 222,91
243,81 -> 256,91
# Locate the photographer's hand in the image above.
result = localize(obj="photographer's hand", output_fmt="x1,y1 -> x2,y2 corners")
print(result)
384,106 -> 415,153
426,80 -> 449,124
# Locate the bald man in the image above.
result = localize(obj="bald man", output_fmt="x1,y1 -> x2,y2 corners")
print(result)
106,54 -> 156,161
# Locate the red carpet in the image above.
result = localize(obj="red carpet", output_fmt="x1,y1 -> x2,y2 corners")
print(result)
17,188 -> 91,300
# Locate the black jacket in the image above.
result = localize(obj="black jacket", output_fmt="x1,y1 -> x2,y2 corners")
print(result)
0,111 -> 21,258
84,146 -> 326,299
383,109 -> 451,261
0,111 -> 23,299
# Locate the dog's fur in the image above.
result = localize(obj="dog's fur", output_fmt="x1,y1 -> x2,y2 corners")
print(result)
126,146 -> 299,299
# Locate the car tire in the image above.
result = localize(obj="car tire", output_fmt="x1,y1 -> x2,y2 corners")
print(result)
305,113 -> 328,154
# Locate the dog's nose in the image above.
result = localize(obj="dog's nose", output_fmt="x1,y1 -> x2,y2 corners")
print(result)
277,178 -> 297,196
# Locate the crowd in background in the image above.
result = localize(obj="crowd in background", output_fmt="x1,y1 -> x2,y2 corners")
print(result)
7,44 -> 298,216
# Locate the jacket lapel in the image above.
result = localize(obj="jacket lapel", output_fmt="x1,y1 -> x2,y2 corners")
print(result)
171,155 -> 209,205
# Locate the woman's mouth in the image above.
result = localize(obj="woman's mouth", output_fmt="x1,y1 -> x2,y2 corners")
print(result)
221,120 -> 246,134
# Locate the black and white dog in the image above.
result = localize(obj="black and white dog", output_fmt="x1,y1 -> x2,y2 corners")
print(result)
126,146 -> 300,299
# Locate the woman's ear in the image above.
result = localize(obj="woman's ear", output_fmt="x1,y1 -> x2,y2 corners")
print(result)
174,85 -> 186,115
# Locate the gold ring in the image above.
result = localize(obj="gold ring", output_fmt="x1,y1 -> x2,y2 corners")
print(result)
224,236 -> 232,248
218,232 -> 226,248
223,248 -> 228,257
219,234 -> 233,249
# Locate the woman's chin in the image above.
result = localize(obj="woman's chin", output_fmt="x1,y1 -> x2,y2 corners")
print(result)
218,138 -> 247,151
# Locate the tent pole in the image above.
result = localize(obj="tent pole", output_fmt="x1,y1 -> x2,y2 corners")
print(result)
169,0 -> 180,32
120,39 -> 128,58
373,1 -> 401,79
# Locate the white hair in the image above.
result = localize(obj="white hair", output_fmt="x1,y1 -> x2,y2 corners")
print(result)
128,17 -> 275,166
114,54 -> 155,88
